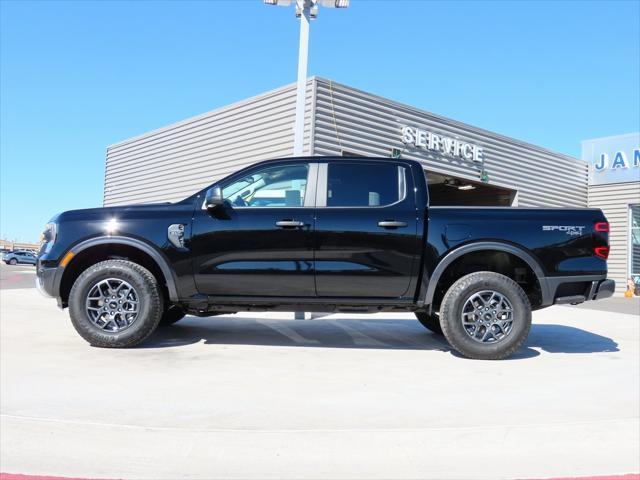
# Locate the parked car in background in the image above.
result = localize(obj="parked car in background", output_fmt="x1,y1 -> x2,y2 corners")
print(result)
4,250 -> 37,265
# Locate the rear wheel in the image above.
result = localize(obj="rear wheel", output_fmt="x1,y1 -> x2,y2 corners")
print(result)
68,260 -> 163,348
439,271 -> 531,360
414,312 -> 442,334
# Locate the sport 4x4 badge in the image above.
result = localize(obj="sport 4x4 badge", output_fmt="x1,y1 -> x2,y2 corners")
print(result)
542,225 -> 586,236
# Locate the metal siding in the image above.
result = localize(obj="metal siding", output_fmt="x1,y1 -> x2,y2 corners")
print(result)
105,76 -> 588,210
311,78 -> 587,208
588,182 -> 640,293
104,81 -> 314,206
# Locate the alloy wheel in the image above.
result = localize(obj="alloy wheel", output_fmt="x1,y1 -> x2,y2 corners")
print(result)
460,290 -> 514,343
85,278 -> 140,333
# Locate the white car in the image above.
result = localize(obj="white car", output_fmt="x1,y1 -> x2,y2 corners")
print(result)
3,250 -> 37,265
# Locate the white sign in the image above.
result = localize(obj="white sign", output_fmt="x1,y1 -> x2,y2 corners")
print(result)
594,150 -> 640,171
401,125 -> 484,163
582,133 -> 640,186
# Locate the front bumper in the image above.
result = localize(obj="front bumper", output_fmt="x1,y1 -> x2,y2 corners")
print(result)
35,263 -> 58,299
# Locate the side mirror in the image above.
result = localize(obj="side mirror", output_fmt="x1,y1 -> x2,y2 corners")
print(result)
205,186 -> 224,210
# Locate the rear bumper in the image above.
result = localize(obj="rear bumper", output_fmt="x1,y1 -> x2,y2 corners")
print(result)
545,276 -> 615,306
591,278 -> 615,301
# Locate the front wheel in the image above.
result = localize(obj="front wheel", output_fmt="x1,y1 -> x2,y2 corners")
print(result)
439,271 -> 531,360
9,258 -> 17,265
68,260 -> 164,348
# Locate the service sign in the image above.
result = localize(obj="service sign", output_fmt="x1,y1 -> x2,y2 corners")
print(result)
401,125 -> 484,163
582,132 -> 640,186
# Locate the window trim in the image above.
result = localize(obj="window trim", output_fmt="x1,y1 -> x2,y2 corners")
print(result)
315,161 -> 409,209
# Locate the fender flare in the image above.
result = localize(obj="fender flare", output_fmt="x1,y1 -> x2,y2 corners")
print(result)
60,236 -> 179,301
424,241 -> 550,308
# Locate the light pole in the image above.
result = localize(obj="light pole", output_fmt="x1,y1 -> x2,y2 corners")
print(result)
264,0 -> 349,320
263,0 -> 349,157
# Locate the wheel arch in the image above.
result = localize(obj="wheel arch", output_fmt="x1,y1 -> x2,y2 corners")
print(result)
424,242 -> 549,310
57,236 -> 179,305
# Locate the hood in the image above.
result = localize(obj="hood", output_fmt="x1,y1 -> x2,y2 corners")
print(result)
51,202 -> 175,223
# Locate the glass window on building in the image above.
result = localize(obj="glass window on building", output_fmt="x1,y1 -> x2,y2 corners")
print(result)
631,205 -> 640,293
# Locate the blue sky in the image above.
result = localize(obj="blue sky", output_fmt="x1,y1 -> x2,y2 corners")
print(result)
1,0 -> 639,242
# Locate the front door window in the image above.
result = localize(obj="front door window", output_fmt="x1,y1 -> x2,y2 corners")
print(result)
222,164 -> 309,208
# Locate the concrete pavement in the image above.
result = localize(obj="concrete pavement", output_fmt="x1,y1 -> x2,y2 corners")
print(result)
0,263 -> 36,290
1,287 -> 638,479
569,295 -> 640,316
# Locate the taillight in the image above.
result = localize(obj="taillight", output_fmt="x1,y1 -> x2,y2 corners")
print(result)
594,246 -> 609,259
594,221 -> 610,259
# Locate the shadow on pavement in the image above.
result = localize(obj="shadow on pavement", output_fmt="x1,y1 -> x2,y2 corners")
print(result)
145,316 -> 451,352
143,316 -> 619,358
525,324 -> 619,354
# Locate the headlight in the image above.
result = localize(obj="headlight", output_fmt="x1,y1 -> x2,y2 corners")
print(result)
42,222 -> 57,245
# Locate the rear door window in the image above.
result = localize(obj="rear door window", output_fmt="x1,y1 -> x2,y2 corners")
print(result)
327,162 -> 406,207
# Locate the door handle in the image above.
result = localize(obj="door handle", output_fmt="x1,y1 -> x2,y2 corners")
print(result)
275,220 -> 305,228
377,220 -> 407,229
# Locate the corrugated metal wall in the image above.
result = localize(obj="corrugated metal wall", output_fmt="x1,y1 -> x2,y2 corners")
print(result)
104,80 -> 315,206
312,78 -> 588,208
588,182 -> 640,293
105,77 -> 588,209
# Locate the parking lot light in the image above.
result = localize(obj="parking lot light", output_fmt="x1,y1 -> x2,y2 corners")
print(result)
263,0 -> 349,156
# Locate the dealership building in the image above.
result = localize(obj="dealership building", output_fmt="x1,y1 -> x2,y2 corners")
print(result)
583,133 -> 640,294
103,77 -> 639,293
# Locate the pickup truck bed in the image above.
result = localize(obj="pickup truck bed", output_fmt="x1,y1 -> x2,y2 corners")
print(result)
425,206 -> 614,310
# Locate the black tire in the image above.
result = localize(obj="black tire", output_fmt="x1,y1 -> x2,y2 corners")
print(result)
9,258 -> 17,265
159,305 -> 186,327
68,259 -> 164,348
439,271 -> 531,360
415,312 -> 443,334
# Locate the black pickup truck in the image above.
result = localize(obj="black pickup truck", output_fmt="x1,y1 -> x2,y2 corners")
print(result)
37,157 -> 614,359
